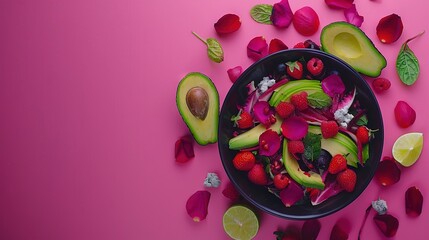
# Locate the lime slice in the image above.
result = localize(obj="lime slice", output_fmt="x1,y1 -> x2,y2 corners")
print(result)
223,205 -> 259,240
392,132 -> 423,167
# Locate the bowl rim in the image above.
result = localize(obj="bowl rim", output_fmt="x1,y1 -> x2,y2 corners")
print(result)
218,48 -> 384,220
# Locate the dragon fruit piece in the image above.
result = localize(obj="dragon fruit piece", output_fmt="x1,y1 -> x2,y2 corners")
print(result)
253,101 -> 275,127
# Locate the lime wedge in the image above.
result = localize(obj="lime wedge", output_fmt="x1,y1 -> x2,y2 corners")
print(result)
223,205 -> 259,240
392,132 -> 423,167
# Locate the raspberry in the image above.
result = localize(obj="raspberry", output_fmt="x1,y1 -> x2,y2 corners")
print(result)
273,174 -> 290,190
372,78 -> 391,93
321,120 -> 339,138
275,101 -> 295,119
290,91 -> 308,111
328,154 -> 347,174
337,169 -> 357,192
307,57 -> 324,76
287,140 -> 305,156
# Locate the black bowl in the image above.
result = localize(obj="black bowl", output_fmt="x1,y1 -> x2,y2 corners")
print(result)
218,49 -> 384,220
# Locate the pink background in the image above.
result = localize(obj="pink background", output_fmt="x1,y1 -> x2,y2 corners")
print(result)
1,0 -> 428,239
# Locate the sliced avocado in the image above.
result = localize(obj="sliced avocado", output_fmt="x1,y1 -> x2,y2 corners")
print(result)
320,22 -> 387,77
176,72 -> 219,145
282,139 -> 325,189
308,125 -> 363,167
229,115 -> 282,150
269,80 -> 323,107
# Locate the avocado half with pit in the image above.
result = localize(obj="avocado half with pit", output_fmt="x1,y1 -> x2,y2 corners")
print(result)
320,22 -> 387,77
176,72 -> 219,145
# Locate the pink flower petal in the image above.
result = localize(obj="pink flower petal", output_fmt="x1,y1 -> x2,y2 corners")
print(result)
214,14 -> 241,34
325,0 -> 354,9
253,101 -> 275,127
247,36 -> 268,61
175,135 -> 195,163
321,74 -> 346,97
227,66 -> 243,83
405,186 -> 423,217
344,4 -> 364,27
394,100 -> 416,128
280,179 -> 304,207
270,0 -> 293,28
373,214 -> 399,237
186,190 -> 211,222
269,38 -> 288,54
293,6 -> 320,36
222,181 -> 241,201
376,14 -> 403,44
281,116 -> 309,140
259,129 -> 281,156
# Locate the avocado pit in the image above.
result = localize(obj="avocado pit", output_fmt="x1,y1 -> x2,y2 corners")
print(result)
186,87 -> 209,120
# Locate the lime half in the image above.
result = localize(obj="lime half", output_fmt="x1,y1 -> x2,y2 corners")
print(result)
223,205 -> 259,240
392,132 -> 423,167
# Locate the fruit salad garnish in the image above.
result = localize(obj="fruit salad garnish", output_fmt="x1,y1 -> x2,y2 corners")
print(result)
228,43 -> 376,207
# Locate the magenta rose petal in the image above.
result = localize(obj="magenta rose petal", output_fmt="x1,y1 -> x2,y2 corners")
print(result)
270,0 -> 294,28
325,0 -> 354,9
293,6 -> 320,36
373,214 -> 399,237
214,14 -> 241,34
253,101 -> 275,127
259,129 -> 281,156
175,135 -> 195,163
279,179 -> 304,207
269,38 -> 288,54
376,14 -> 403,44
374,157 -> 401,187
301,219 -> 321,240
247,36 -> 268,61
227,66 -> 243,83
405,186 -> 423,217
281,116 -> 309,140
321,74 -> 346,97
186,190 -> 211,222
344,4 -> 364,27
394,100 -> 416,128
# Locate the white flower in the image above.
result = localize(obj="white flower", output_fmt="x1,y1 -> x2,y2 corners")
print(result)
258,77 -> 276,93
372,199 -> 388,215
204,173 -> 221,188
334,108 -> 354,128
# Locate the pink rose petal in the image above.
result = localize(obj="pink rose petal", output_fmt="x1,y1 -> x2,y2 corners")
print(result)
175,135 -> 195,163
214,14 -> 241,34
325,0 -> 354,9
344,4 -> 364,27
269,38 -> 288,54
247,36 -> 268,61
394,100 -> 416,128
373,214 -> 399,237
259,129 -> 281,156
270,0 -> 294,28
281,116 -> 309,140
280,179 -> 304,207
227,66 -> 243,83
253,101 -> 275,127
186,190 -> 211,222
321,74 -> 346,97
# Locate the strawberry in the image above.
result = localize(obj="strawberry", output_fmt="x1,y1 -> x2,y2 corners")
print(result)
286,61 -> 304,79
248,164 -> 268,185
232,151 -> 256,171
290,91 -> 308,111
231,110 -> 253,129
293,42 -> 306,48
372,78 -> 391,93
328,154 -> 347,174
336,169 -> 357,192
275,101 -> 295,119
288,140 -> 305,156
222,181 -> 240,201
273,173 -> 290,190
307,57 -> 324,76
321,120 -> 339,139
356,126 -> 370,144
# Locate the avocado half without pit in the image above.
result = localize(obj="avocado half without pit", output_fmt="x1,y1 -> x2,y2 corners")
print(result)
320,21 -> 387,77
176,72 -> 219,145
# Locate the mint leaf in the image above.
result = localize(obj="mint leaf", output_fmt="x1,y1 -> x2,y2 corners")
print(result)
356,115 -> 368,126
308,92 -> 332,109
303,132 -> 322,161
396,32 -> 424,85
250,4 -> 273,24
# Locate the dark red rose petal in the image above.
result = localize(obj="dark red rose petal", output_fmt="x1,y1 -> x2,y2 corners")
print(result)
175,135 -> 195,163
376,14 -> 403,44
330,220 -> 349,240
325,0 -> 354,9
373,214 -> 399,237
227,66 -> 243,83
302,219 -> 321,240
374,157 -> 401,187
214,14 -> 241,34
247,36 -> 268,61
186,190 -> 211,222
269,38 -> 288,54
222,181 -> 240,201
405,186 -> 423,217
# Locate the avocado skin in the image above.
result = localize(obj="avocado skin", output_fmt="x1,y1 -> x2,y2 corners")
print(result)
320,21 -> 387,77
176,72 -> 219,145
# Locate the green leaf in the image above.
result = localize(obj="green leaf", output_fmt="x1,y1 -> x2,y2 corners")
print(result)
303,132 -> 322,161
192,32 -> 224,63
308,92 -> 332,108
396,32 -> 424,85
356,115 -> 368,126
250,4 -> 273,24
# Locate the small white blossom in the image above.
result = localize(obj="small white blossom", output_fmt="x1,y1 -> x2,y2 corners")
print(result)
258,77 -> 276,93
204,173 -> 221,188
334,108 -> 354,128
372,199 -> 388,215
